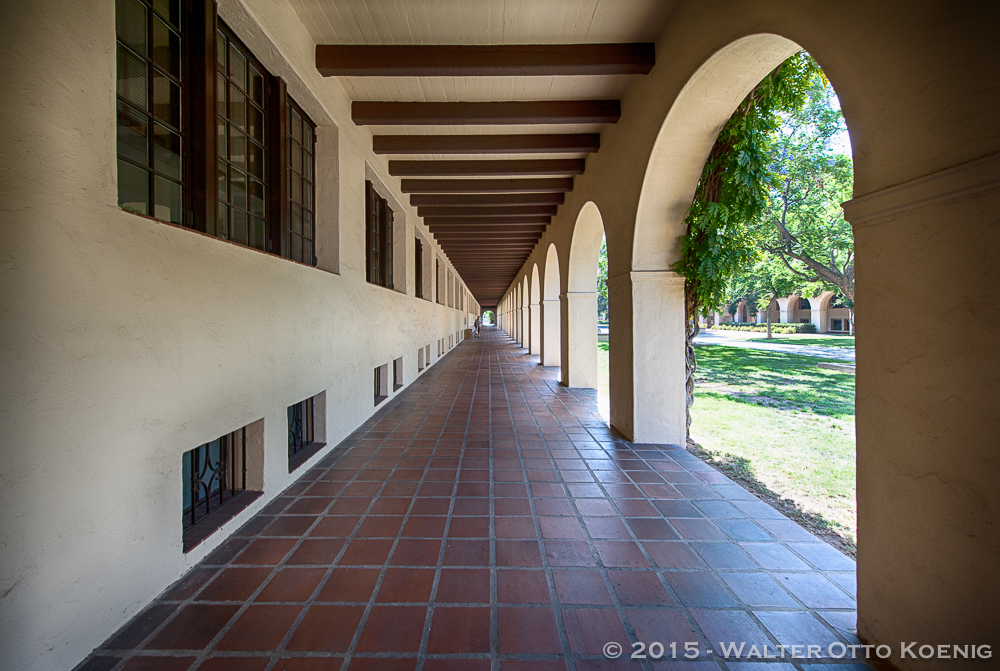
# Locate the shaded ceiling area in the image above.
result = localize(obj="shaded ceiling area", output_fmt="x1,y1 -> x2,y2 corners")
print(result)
292,0 -> 678,305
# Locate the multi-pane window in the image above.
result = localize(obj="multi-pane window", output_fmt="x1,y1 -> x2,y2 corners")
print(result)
287,101 -> 316,265
182,427 -> 247,550
414,238 -> 423,298
217,26 -> 268,250
115,1 -> 320,264
365,181 -> 394,288
436,259 -> 441,303
115,0 -> 184,223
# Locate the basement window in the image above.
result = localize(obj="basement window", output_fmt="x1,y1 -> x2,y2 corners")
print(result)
417,347 -> 425,372
393,356 -> 403,391
374,363 -> 389,405
182,421 -> 263,552
288,392 -> 325,473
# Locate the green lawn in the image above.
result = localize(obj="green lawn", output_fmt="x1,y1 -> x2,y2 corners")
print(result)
597,341 -> 610,398
747,334 -> 855,348
595,341 -> 856,549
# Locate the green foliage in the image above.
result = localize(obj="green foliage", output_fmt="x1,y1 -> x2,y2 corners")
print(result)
756,62 -> 855,301
711,322 -> 815,334
673,52 -> 823,317
596,236 -> 608,320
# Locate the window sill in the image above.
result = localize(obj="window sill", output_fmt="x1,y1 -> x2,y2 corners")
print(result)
393,383 -> 402,392
183,490 -> 262,553
119,208 -> 337,276
375,395 -> 388,406
288,441 -> 327,474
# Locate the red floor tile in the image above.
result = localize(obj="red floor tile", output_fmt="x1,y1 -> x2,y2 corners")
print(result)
285,605 -> 364,652
426,606 -> 491,653
497,607 -> 563,654
83,330 -> 856,671
355,606 -> 426,652
215,604 -> 301,650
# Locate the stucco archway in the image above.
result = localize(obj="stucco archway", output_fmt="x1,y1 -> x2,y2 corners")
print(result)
562,201 -> 605,388
529,264 -> 541,355
609,34 -> 802,446
541,243 -> 562,367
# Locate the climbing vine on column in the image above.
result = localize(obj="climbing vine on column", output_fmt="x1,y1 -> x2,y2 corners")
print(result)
671,52 -> 822,439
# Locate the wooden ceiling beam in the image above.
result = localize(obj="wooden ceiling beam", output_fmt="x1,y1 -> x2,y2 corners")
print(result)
389,158 -> 584,177
410,192 -> 565,206
429,225 -> 546,234
352,100 -> 620,126
421,205 -> 557,217
424,216 -> 550,226
374,133 -> 600,155
402,177 -> 572,193
317,43 -> 654,77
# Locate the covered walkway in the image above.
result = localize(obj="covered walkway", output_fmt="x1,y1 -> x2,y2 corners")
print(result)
79,328 -> 860,671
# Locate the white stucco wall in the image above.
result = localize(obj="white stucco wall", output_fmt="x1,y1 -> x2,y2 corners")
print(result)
0,1 -> 469,669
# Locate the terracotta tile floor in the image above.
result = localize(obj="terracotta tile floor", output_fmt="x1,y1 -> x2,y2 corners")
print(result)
78,327 -> 867,671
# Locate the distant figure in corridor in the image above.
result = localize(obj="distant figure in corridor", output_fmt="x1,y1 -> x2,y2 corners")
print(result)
474,316 -> 481,337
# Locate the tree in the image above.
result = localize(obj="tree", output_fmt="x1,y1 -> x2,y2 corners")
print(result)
596,236 -> 609,321
672,51 -> 822,438
726,256 -> 805,338
758,70 -> 855,316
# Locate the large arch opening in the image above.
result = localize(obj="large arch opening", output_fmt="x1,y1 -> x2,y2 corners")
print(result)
562,202 -> 606,391
520,275 -> 529,348
529,264 -> 541,356
541,243 -> 561,367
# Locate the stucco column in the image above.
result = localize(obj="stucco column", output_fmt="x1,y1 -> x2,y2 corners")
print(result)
519,306 -> 527,347
607,271 -> 686,444
756,309 -> 766,324
560,291 -> 598,388
529,303 -> 541,355
810,290 -> 835,334
540,299 -> 561,366
775,296 -> 795,323
843,154 -> 1000,661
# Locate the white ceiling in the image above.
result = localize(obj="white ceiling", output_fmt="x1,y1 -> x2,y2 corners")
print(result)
288,0 -> 677,106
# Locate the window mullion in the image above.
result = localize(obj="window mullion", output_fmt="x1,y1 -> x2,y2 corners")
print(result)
268,76 -> 288,256
186,0 -> 217,233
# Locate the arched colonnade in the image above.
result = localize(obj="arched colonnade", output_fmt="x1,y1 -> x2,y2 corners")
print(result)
493,5 -> 1000,664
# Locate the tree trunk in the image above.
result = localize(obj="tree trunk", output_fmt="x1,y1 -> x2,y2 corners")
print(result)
684,285 -> 699,442
766,294 -> 774,339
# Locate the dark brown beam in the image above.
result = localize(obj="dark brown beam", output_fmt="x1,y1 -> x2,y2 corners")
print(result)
436,236 -> 541,242
420,205 -> 557,217
374,134 -> 600,155
352,101 -> 620,126
402,178 -> 572,193
429,225 -> 546,234
389,159 -> 584,177
411,192 -> 565,206
317,44 -> 654,77
425,216 -> 550,226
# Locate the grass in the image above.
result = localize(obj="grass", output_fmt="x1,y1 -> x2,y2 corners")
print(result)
594,340 -> 857,553
690,344 -> 856,551
597,341 -> 610,398
747,334 -> 855,348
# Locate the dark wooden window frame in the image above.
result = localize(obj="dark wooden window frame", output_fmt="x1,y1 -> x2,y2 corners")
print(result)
414,237 -> 423,298
114,0 -> 318,267
365,180 -> 394,288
